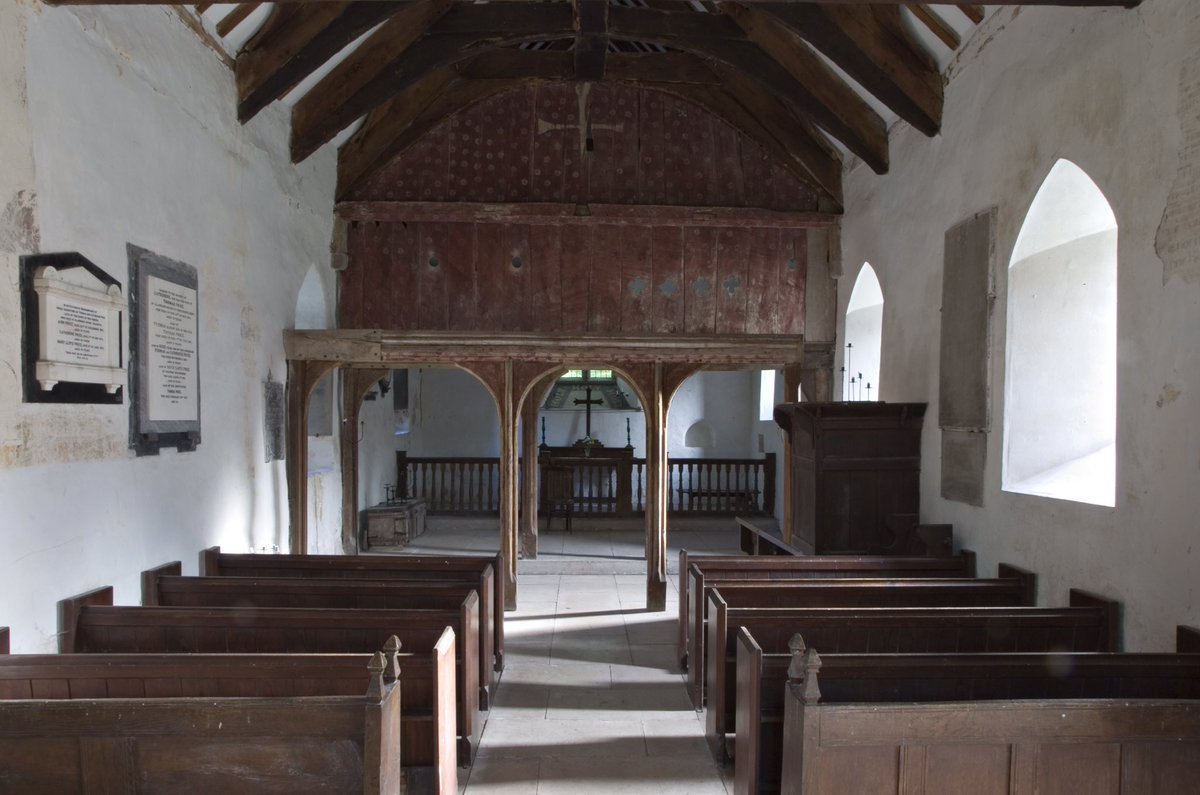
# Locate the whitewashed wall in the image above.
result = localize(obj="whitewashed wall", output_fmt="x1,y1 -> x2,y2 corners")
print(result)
0,4 -> 335,651
839,1 -> 1200,650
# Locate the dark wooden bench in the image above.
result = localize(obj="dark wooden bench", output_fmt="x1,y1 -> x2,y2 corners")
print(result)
774,639 -> 1200,795
705,588 -> 1120,763
678,550 -> 977,670
0,643 -> 406,794
59,586 -> 482,766
688,564 -> 1035,708
201,546 -> 505,671
143,562 -> 496,710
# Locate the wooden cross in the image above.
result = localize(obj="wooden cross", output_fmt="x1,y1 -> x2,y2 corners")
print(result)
574,384 -> 604,439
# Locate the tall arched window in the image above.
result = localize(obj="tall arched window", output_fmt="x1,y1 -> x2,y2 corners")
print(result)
844,263 -> 883,401
1003,160 -> 1117,506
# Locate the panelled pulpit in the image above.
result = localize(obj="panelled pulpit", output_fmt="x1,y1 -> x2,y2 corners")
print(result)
773,402 -> 926,554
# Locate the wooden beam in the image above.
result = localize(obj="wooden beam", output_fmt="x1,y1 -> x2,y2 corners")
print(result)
292,2 -> 573,162
237,2 -> 408,123
284,329 -> 808,368
909,5 -> 961,50
290,0 -> 457,161
46,0 -> 1145,7
195,2 -> 213,13
215,3 -> 260,38
335,201 -> 840,229
958,4 -> 986,24
758,2 -> 942,137
337,74 -> 518,199
573,0 -> 609,81
45,0 -> 1148,7
452,50 -> 720,85
718,2 -> 889,173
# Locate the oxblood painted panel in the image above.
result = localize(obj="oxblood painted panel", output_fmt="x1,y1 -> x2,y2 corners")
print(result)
744,228 -> 781,334
440,223 -> 478,330
768,158 -> 819,210
528,224 -> 563,332
651,226 -> 685,334
739,144 -> 777,211
780,229 -> 808,335
532,84 -> 573,204
559,225 -> 591,333
673,101 -> 715,205
683,227 -> 718,334
638,90 -> 667,204
475,223 -> 508,329
361,224 -> 392,328
445,110 -> 477,203
340,222 -> 367,327
504,224 -> 532,329
714,227 -> 751,335
414,133 -> 450,201
417,222 -> 450,329
710,123 -> 746,207
620,225 -> 654,333
589,225 -> 624,333
388,221 -> 419,330
660,95 -> 685,203
502,87 -> 536,203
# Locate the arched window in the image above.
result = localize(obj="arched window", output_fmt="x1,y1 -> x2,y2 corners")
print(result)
1003,159 -> 1117,506
844,264 -> 883,401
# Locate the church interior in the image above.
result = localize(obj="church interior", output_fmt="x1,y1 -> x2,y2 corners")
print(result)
2,0 -> 1199,791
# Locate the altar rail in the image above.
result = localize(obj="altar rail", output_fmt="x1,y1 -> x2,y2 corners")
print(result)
397,454 -> 774,517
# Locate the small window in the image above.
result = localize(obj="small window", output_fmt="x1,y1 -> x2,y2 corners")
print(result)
759,369 -> 776,421
844,264 -> 883,401
1003,159 -> 1117,507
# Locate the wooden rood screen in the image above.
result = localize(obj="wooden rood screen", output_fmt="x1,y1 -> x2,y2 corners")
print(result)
400,455 -> 775,516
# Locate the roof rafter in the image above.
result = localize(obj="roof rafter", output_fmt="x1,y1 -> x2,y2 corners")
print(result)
757,2 -> 942,137
573,0 -> 609,81
44,0 -> 1146,7
236,1 -> 409,123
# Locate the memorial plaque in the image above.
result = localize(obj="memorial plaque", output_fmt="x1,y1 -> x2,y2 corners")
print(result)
128,245 -> 201,455
21,252 -> 125,405
145,275 -> 199,423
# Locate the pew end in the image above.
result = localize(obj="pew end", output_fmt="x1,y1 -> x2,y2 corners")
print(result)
140,560 -> 182,606
959,548 -> 977,578
0,627 -> 7,655
1068,588 -> 1123,651
200,545 -> 221,576
996,562 -> 1038,605
57,585 -> 113,654
1178,625 -> 1200,653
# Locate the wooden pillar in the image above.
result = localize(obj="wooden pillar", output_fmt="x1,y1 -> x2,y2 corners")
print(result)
519,388 -> 540,560
644,362 -> 669,611
781,363 -> 804,546
499,361 -> 519,609
286,359 -> 337,555
340,367 -> 389,555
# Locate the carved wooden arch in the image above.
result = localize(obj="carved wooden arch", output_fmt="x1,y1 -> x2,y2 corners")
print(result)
286,358 -> 339,553
338,366 -> 392,553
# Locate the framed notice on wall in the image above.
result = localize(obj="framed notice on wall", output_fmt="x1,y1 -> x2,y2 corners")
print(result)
128,245 -> 201,455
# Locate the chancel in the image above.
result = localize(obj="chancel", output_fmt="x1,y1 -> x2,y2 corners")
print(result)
2,0 -> 1199,792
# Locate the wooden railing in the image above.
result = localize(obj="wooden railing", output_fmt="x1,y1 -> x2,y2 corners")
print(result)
397,453 -> 774,517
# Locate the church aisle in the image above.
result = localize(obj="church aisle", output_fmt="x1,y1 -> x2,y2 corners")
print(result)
461,574 -> 730,794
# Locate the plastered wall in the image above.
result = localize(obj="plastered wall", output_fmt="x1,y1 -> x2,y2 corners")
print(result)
839,1 -> 1200,650
0,3 -> 335,650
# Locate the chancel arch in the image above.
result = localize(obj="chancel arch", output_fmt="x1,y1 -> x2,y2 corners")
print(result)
1002,159 -> 1118,507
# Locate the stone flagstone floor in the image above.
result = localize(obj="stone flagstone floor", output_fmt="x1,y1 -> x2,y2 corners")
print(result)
395,517 -> 748,793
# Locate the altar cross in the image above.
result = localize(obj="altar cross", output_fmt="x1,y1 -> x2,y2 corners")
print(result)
574,383 -> 604,439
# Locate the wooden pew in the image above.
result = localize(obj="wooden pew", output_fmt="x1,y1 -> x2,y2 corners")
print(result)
0,626 -> 7,655
705,588 -> 1119,763
143,562 -> 496,710
202,546 -> 505,672
1180,625 -> 1200,653
775,639 -> 1200,795
59,586 -> 482,765
0,644 -> 407,794
689,564 -> 1036,708
677,549 -> 977,670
